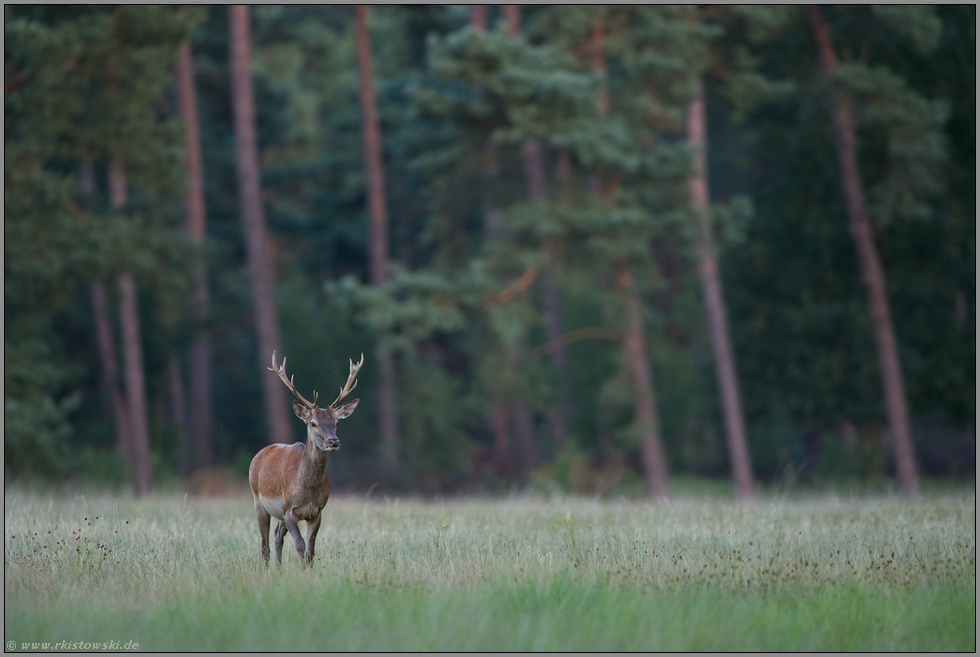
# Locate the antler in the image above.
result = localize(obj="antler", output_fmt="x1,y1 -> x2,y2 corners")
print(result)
331,353 -> 364,408
269,351 -> 319,409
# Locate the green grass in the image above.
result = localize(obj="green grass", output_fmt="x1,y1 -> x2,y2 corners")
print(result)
4,488 -> 975,651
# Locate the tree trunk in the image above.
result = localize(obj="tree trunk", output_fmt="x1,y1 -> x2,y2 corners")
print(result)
805,5 -> 919,496
511,390 -> 537,469
470,9 -> 512,471
617,265 -> 669,499
355,6 -> 390,290
587,16 -> 608,195
355,5 -> 399,465
174,40 -> 214,467
167,356 -> 189,474
81,161 -> 132,468
513,6 -> 570,448
686,80 -> 755,499
118,272 -> 153,497
474,6 -> 540,472
547,150 -> 578,448
508,336 -> 538,471
107,160 -> 153,497
186,327 -> 214,462
542,266 -> 569,446
89,280 -> 133,468
591,18 -> 669,498
468,5 -> 487,31
229,4 -> 292,446
491,399 -> 509,469
590,15 -> 610,117
78,160 -> 95,195
501,5 -> 520,36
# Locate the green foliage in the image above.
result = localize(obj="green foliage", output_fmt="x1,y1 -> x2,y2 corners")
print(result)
837,61 -> 949,223
4,6 -> 199,476
702,5 -> 973,482
870,6 -> 943,53
396,351 -> 477,479
3,4 -> 973,487
3,384 -> 80,477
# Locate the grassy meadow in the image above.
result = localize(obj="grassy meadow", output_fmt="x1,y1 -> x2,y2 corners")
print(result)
4,486 -> 975,651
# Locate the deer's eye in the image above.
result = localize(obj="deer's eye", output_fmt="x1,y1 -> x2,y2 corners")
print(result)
310,422 -> 318,428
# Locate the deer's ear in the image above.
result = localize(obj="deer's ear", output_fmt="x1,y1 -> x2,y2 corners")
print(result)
334,398 -> 359,420
292,401 -> 311,421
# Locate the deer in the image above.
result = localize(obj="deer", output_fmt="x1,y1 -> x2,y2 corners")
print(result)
248,351 -> 363,567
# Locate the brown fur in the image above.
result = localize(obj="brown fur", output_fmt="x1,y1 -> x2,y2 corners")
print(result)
249,400 -> 358,567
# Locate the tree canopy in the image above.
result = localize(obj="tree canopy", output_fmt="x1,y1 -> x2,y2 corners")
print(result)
4,5 -> 974,493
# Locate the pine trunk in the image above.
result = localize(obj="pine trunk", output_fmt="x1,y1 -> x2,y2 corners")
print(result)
542,266 -> 569,446
174,40 -> 214,467
187,335 -> 213,462
167,356 -> 189,474
229,4 -> 292,446
491,399 -> 509,469
511,393 -> 537,470
548,150 -> 578,448
89,280 -> 133,468
117,272 -> 153,497
355,5 -> 399,464
686,81 -> 755,499
78,160 -> 95,195
471,6 -> 513,471
508,4 -> 567,455
468,5 -> 487,31
509,337 -> 538,470
501,5 -> 520,36
108,160 -> 153,496
592,18 -> 669,498
521,134 -> 570,449
617,265 -> 669,499
805,5 -> 919,496
82,161 -> 132,467
516,13 -> 570,447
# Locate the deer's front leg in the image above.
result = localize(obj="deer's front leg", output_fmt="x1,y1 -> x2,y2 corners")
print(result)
284,509 -> 306,565
305,513 -> 322,565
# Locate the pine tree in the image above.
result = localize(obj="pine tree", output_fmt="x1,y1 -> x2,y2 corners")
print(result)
468,6 -> 514,472
174,40 -> 214,467
355,4 -> 400,466
229,4 -> 292,445
804,5 -> 921,495
5,6 -> 196,486
686,79 -> 755,499
88,278 -> 133,470
108,162 -> 154,496
588,9 -> 669,498
506,4 -> 571,451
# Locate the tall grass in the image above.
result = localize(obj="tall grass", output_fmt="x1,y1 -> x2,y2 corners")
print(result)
4,488 -> 975,651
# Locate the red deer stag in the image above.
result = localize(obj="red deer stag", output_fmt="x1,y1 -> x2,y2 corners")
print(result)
248,351 -> 362,566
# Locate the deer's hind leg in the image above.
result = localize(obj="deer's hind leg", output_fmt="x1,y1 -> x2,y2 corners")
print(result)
256,507 -> 272,567
274,520 -> 287,565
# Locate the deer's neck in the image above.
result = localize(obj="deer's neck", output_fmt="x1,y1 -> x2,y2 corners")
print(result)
299,433 -> 329,488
